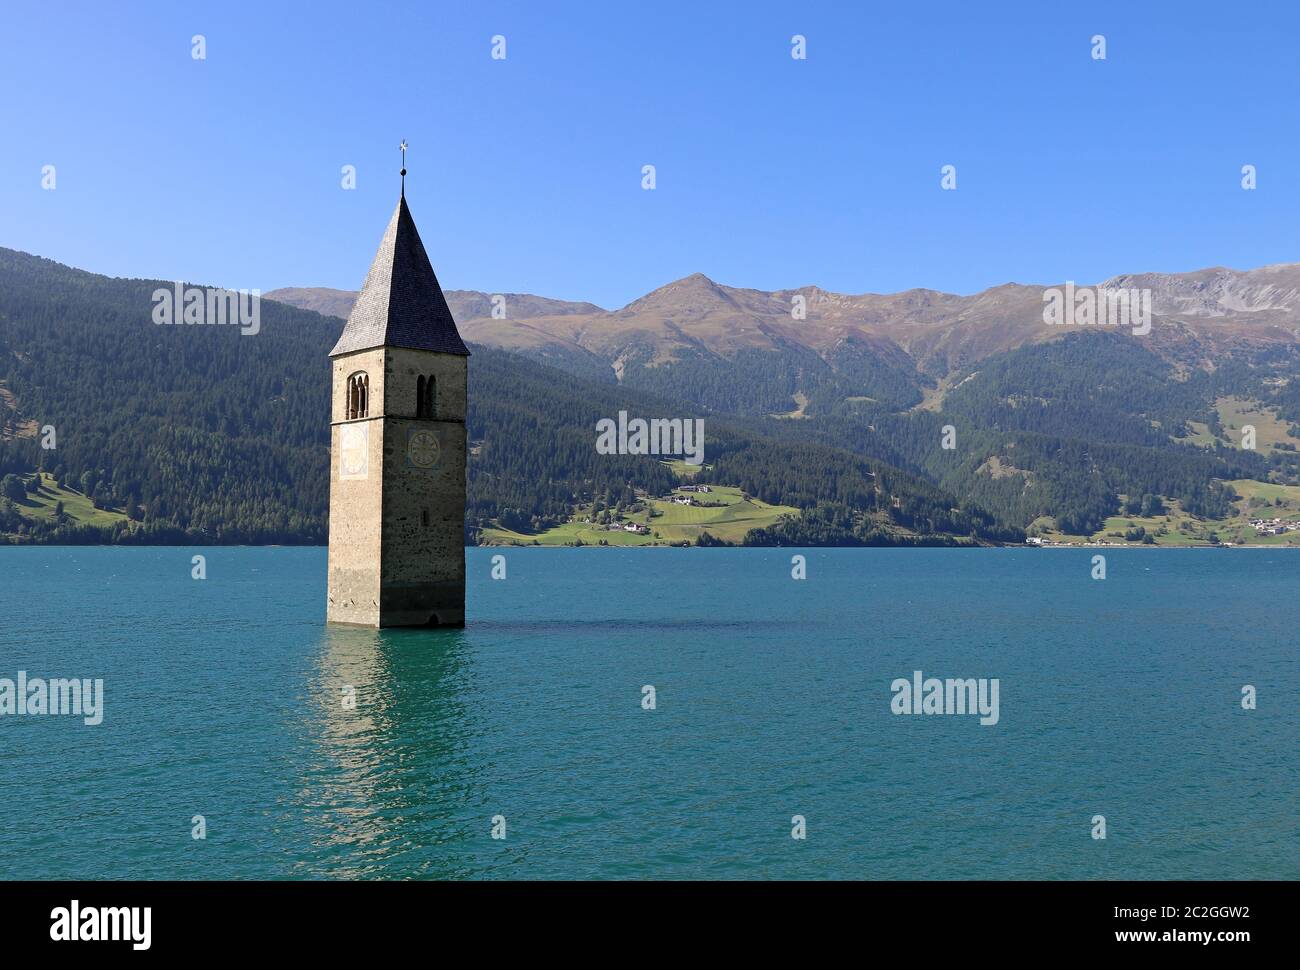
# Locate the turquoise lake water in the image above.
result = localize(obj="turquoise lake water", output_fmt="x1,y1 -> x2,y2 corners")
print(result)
0,547 -> 1295,880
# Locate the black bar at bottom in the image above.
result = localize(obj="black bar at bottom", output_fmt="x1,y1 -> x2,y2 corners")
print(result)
0,880 -> 1282,955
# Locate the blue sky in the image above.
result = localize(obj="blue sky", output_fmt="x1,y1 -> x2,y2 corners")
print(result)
3,1 -> 1298,308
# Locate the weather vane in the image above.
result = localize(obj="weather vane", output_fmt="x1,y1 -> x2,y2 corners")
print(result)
400,140 -> 408,195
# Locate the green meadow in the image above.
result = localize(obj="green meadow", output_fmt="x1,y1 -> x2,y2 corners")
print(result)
8,472 -> 128,529
480,484 -> 797,546
1034,479 -> 1300,547
1182,397 -> 1299,454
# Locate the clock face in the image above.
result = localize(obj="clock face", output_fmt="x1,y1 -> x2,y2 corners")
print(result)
407,428 -> 440,469
339,423 -> 369,480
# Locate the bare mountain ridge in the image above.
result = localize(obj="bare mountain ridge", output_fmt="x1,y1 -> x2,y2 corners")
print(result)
1101,264 -> 1300,318
265,285 -> 602,325
267,262 -> 1300,399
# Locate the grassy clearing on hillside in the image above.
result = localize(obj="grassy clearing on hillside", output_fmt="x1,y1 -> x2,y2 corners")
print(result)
770,391 -> 811,419
661,459 -> 707,479
911,372 -> 978,414
1217,397 -> 1296,452
1181,397 -> 1299,454
11,473 -> 127,528
480,485 -> 798,546
1034,479 -> 1300,547
1183,420 -> 1217,448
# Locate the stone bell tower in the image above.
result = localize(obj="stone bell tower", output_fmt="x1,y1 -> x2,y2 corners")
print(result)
326,159 -> 470,627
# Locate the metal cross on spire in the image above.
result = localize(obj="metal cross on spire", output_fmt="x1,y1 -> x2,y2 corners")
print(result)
400,140 -> 408,195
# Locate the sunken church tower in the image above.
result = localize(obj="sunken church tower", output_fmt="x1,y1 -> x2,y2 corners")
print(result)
326,154 -> 469,627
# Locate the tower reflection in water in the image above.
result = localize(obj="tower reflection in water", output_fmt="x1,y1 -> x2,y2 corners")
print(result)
291,624 -> 489,878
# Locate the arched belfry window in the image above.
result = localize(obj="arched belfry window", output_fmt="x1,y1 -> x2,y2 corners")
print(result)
346,372 -> 369,419
416,375 -> 436,419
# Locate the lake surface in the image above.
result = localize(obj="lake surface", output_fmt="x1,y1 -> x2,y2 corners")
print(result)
1,547 -> 1295,880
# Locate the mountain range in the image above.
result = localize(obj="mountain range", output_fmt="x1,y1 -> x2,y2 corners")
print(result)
2,244 -> 1298,547
268,262 -> 1300,413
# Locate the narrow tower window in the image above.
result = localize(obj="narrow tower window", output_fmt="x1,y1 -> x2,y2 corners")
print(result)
347,372 -> 369,419
415,374 -> 436,419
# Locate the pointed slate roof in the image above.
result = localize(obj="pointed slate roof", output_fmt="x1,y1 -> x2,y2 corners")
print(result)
330,194 -> 470,357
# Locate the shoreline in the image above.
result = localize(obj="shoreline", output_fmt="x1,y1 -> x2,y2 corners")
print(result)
4,541 -> 1299,550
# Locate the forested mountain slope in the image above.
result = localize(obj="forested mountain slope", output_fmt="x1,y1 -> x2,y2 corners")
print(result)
2,248 -> 1023,546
